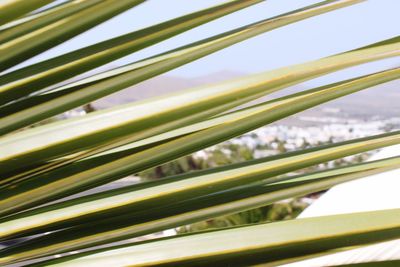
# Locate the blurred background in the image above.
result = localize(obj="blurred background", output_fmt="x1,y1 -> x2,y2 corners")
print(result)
22,0 -> 400,232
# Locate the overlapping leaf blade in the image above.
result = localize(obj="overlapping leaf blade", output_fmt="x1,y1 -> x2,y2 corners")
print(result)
0,0 -> 104,44
1,36 -> 399,176
0,0 -> 54,26
1,156 -> 399,265
0,0 -> 149,71
0,0 -> 264,104
0,0 -> 398,266
26,209 -> 400,267
0,0 -> 364,130
1,67 -> 399,215
1,130 -> 400,241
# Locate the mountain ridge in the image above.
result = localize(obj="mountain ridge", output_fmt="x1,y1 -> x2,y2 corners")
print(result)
92,70 -> 400,121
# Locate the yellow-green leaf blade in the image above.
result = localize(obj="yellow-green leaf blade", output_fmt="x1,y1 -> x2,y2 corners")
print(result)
0,0 -> 54,26
1,37 -> 399,173
1,156 -> 399,265
0,0 -> 147,70
1,131 -> 399,239
0,0 -> 104,44
1,67 -> 399,214
27,209 -> 400,267
0,0 -> 263,104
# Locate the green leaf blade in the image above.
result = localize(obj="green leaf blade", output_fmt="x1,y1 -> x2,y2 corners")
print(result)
0,0 -> 54,26
26,209 -> 400,267
0,0 -> 264,104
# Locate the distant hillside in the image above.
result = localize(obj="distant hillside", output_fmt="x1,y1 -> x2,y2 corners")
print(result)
92,70 -> 400,124
324,79 -> 400,117
92,71 -> 246,109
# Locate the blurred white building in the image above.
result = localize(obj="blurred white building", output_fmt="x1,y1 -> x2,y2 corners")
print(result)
283,144 -> 400,267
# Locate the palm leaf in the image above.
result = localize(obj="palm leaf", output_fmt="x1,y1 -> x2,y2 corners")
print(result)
4,66 -> 398,186
26,209 -> 400,267
0,1 -> 398,265
0,0 -> 54,26
1,36 -> 399,173
1,67 -> 399,215
0,0 -> 364,127
0,0 -> 263,104
1,130 -> 400,238
1,156 -> 399,265
0,0 -> 105,44
0,0 -> 150,71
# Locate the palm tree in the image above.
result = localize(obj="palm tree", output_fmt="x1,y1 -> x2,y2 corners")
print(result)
0,0 -> 400,266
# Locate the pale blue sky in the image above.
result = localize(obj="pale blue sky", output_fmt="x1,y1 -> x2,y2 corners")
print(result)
21,0 -> 400,87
